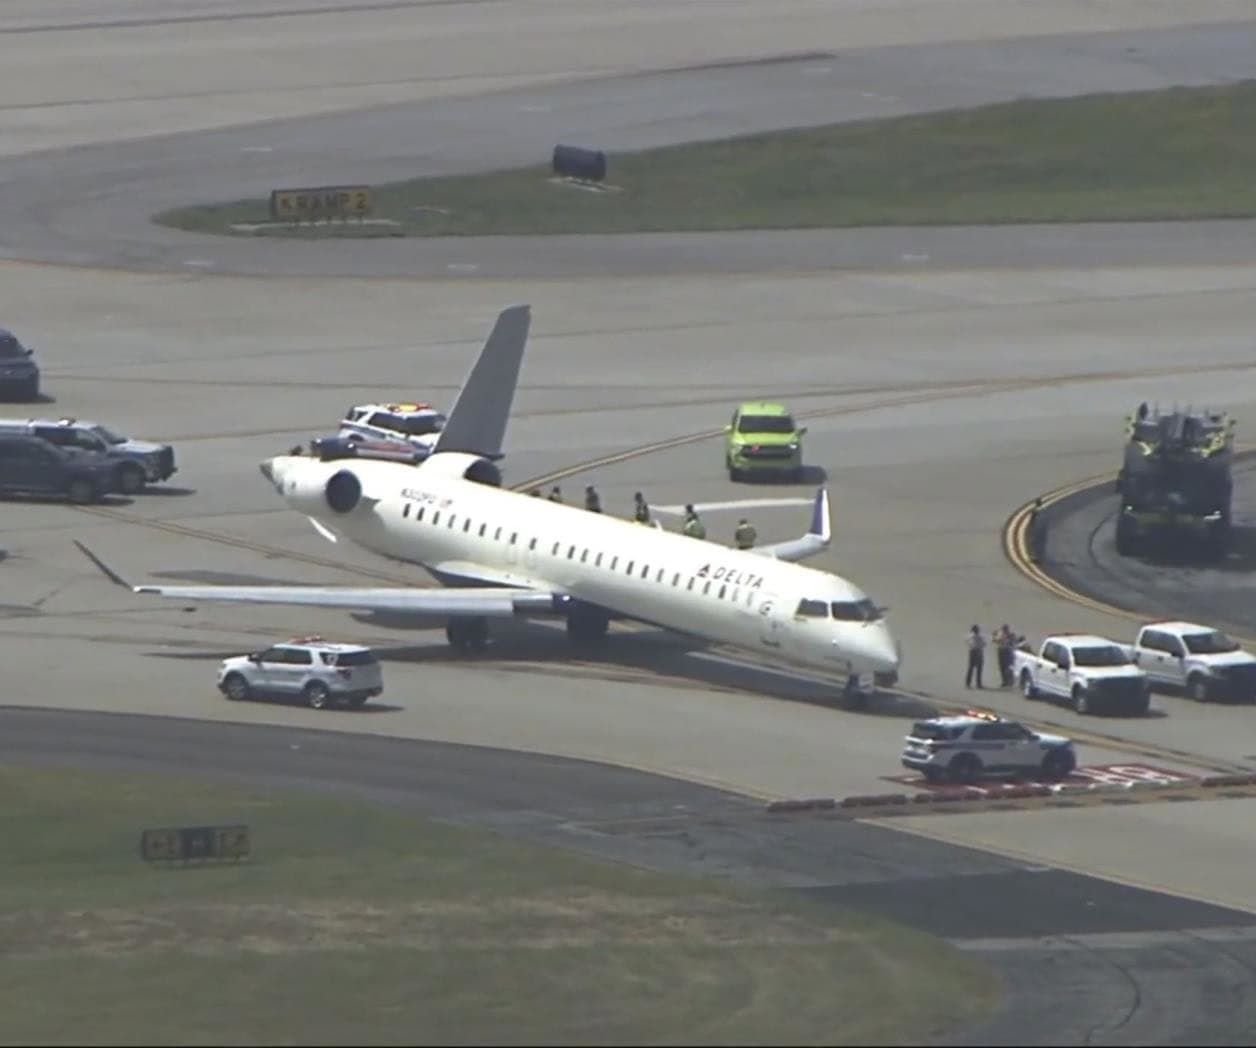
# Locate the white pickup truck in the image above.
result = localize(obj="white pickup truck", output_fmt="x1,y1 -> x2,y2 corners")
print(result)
1120,621 -> 1256,703
1014,633 -> 1150,716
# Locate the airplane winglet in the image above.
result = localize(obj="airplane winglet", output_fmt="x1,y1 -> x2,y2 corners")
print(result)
433,304 -> 531,461
745,487 -> 831,563
73,540 -> 135,590
810,487 -> 831,543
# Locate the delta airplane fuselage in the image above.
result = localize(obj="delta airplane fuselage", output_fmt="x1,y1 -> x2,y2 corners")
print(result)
266,451 -> 901,681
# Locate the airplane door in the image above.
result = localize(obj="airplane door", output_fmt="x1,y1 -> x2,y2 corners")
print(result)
758,594 -> 786,649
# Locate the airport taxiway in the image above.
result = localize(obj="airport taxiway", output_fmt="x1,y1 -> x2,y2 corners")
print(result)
5,1 -> 1256,1041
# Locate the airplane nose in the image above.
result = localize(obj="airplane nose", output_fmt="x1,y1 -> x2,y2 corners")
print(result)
860,623 -> 901,675
259,457 -> 276,484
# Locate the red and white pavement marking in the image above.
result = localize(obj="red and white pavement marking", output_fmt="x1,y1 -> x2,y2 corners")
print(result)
885,762 -> 1197,797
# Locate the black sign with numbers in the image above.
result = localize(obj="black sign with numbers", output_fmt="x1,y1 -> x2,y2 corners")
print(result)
140,825 -> 250,864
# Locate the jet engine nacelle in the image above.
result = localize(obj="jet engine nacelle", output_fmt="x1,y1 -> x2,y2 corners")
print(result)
324,469 -> 363,513
417,452 -> 502,487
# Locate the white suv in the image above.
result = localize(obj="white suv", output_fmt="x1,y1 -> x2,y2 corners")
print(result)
339,402 -> 446,455
901,710 -> 1077,785
217,638 -> 383,709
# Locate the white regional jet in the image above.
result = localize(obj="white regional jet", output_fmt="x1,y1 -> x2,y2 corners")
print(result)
78,305 -> 900,695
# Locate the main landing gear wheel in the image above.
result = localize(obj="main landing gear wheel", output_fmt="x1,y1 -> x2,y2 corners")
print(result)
446,617 -> 489,653
566,606 -> 610,645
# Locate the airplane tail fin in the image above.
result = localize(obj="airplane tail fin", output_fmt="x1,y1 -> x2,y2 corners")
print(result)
433,304 -> 531,461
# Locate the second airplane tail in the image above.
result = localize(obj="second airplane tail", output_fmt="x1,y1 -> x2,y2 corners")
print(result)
433,304 -> 531,461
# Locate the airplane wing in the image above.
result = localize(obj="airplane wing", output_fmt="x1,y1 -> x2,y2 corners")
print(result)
748,487 -> 831,563
433,304 -> 530,461
73,542 -> 561,617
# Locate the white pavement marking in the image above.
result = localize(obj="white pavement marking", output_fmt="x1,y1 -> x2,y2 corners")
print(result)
652,498 -> 814,515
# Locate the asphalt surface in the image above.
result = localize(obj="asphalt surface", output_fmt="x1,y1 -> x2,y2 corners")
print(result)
3,21 -> 1256,276
1041,454 -> 1256,638
6,705 -> 1256,1046
6,2 -> 1256,1044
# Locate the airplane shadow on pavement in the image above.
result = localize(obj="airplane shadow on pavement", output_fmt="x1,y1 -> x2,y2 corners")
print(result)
137,571 -> 930,717
359,613 -> 932,717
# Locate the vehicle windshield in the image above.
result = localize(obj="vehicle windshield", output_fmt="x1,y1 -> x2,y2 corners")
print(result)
911,722 -> 961,741
1182,630 -> 1239,655
1072,645 -> 1130,667
89,424 -> 126,445
0,334 -> 25,358
738,414 -> 796,434
831,598 -> 883,623
392,414 -> 445,436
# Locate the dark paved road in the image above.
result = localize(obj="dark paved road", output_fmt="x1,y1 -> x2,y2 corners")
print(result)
1041,453 -> 1256,639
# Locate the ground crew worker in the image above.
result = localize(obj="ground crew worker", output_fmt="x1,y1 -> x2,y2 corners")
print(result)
1027,497 -> 1046,564
548,485 -> 563,503
682,504 -> 707,540
584,485 -> 602,513
633,491 -> 651,525
965,624 -> 986,690
993,623 -> 1015,687
734,518 -> 757,549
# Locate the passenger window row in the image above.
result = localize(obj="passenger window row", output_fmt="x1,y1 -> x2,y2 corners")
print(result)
398,500 -> 758,605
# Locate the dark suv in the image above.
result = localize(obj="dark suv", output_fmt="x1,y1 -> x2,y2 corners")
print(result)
0,329 -> 41,401
0,434 -> 116,503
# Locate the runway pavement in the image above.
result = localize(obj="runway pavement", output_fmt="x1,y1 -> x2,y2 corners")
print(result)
5,1 -> 1256,1042
3,19 -> 1256,275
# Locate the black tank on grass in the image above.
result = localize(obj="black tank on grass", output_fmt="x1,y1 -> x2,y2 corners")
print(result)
1115,403 -> 1234,561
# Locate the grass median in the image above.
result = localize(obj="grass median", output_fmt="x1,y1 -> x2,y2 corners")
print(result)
157,80 -> 1256,238
0,766 -> 995,1045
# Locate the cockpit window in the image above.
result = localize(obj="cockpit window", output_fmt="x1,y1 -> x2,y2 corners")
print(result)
831,599 -> 882,623
795,599 -> 828,617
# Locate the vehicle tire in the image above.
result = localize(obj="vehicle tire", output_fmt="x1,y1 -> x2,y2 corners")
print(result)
948,753 -> 982,785
728,463 -> 742,482
66,478 -> 96,505
922,766 -> 945,785
304,680 -> 331,710
1040,748 -> 1075,782
1187,675 -> 1211,703
222,673 -> 250,702
1071,686 -> 1090,715
20,378 -> 39,402
791,466 -> 804,483
116,462 -> 146,496
1020,670 -> 1038,700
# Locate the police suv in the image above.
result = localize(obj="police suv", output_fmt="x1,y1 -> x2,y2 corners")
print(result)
901,710 -> 1077,785
217,637 -> 384,710
0,417 -> 176,494
339,402 -> 446,456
